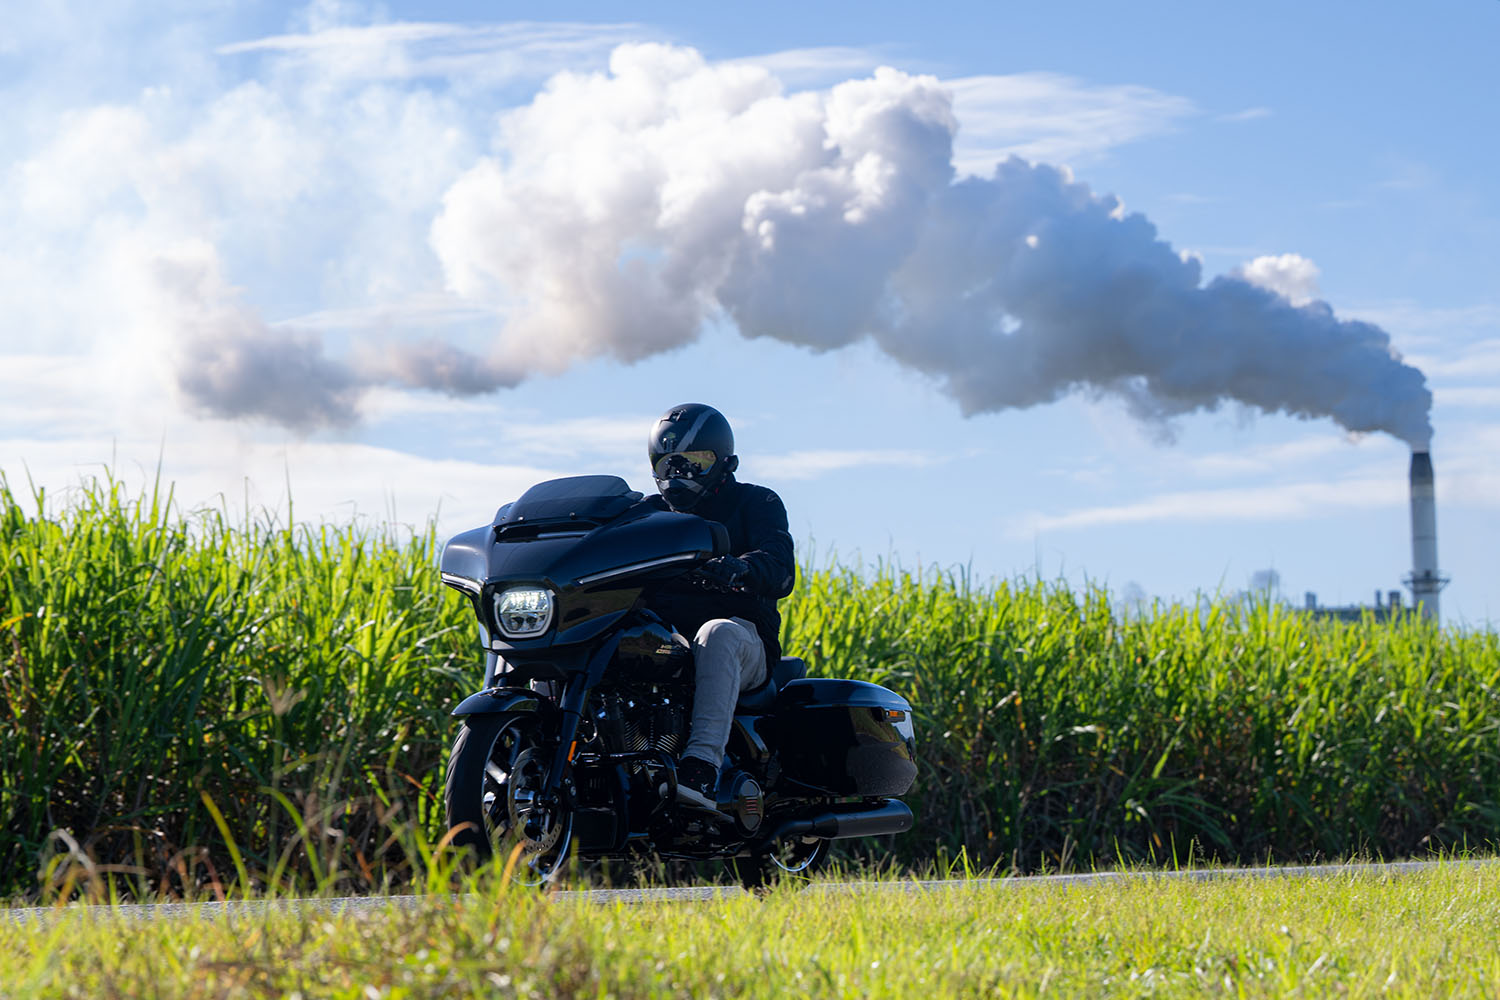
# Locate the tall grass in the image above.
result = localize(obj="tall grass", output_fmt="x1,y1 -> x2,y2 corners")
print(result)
2,475 -> 1498,898
0,474 -> 474,899
786,563 -> 1500,870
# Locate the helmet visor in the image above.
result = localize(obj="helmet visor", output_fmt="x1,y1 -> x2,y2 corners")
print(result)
652,450 -> 717,480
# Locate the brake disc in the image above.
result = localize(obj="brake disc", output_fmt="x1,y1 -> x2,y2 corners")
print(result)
506,747 -> 567,855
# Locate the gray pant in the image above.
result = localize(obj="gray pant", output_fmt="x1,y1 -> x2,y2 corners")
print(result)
682,617 -> 767,767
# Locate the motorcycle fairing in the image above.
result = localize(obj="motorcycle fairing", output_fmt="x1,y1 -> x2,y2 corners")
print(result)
440,477 -> 727,606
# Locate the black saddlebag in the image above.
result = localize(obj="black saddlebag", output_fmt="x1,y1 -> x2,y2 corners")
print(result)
774,678 -> 917,797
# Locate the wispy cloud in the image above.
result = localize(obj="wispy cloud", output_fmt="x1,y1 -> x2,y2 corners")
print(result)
1410,338 -> 1500,379
947,72 -> 1196,173
217,22 -> 477,55
216,20 -> 642,83
0,429 -> 568,537
1019,422 -> 1500,536
1435,386 -> 1500,409
727,46 -> 885,85
1176,244 -> 1265,260
1218,106 -> 1271,122
271,296 -> 501,332
756,449 -> 935,481
1373,160 -> 1438,192
1013,474 -> 1404,536
1168,434 -> 1383,480
1349,302 -> 1500,349
492,415 -> 654,463
0,355 -> 115,439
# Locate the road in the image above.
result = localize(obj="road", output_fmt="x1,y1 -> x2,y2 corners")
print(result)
7,858 -> 1494,924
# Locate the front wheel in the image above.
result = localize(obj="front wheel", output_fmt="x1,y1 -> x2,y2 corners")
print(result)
443,713 -> 572,883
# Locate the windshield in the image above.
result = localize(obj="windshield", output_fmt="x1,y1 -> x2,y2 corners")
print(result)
496,476 -> 643,529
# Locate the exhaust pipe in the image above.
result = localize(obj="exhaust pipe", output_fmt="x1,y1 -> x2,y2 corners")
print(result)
764,799 -> 914,842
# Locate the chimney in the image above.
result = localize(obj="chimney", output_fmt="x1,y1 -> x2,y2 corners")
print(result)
1406,450 -> 1446,622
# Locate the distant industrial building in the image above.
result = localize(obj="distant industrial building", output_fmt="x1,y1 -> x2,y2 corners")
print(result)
1304,589 -> 1408,623
1304,450 -> 1448,625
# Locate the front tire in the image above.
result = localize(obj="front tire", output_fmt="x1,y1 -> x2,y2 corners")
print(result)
444,713 -> 571,882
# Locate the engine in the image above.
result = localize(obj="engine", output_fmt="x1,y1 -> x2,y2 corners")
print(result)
597,687 -> 689,761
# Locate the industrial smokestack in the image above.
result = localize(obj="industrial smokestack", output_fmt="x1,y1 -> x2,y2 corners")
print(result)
1406,451 -> 1446,622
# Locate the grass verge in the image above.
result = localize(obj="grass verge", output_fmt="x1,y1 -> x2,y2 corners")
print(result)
4,863 -> 1500,998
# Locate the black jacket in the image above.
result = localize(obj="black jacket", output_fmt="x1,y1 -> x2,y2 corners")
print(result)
646,476 -> 795,665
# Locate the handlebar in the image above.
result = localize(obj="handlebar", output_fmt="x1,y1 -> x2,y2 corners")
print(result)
679,565 -> 750,594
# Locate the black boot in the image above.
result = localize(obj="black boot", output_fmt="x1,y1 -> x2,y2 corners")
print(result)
673,756 -> 720,812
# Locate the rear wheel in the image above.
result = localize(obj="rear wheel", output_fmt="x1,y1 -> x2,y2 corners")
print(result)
444,713 -> 572,884
728,837 -> 831,893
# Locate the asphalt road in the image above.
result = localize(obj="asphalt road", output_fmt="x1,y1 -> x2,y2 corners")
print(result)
7,858 -> 1495,924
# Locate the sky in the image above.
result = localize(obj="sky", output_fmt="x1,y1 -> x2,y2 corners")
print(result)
2,0 -> 1497,626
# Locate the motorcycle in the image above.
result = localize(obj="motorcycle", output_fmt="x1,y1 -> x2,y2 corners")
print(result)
439,475 -> 917,887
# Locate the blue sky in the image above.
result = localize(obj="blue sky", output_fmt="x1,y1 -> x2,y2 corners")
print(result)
3,1 -> 1497,624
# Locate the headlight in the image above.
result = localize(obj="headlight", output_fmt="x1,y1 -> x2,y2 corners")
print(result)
493,586 -> 554,638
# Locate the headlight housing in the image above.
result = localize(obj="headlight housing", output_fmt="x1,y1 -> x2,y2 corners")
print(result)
493,586 -> 554,639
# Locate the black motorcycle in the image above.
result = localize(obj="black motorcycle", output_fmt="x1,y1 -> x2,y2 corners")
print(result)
439,475 -> 917,887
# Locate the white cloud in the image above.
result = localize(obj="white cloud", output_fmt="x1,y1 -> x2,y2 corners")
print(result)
1,13 -> 493,424
1233,253 -> 1321,307
946,72 -> 1195,173
4,11 -> 1217,440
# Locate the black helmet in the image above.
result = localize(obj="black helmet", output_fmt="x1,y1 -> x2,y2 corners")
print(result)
648,403 -> 738,512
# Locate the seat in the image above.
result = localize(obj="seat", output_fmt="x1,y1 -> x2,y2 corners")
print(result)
774,656 -> 807,686
735,656 -> 807,714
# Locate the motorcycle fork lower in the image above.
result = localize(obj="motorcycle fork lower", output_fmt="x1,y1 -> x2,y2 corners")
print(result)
541,670 -> 588,805
531,636 -> 618,823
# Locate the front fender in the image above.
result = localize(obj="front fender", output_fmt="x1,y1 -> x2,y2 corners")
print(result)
450,686 -> 544,718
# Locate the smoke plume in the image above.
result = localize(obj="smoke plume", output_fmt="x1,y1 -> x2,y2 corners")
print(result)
184,43 -> 1435,447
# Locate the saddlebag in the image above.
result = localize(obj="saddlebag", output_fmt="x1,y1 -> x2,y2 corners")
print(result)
774,678 -> 917,797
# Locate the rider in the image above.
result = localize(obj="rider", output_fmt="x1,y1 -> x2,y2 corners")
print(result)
646,403 -> 795,811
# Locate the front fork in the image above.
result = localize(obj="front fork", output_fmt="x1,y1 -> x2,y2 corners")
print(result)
524,670 -> 587,840
522,635 -> 620,840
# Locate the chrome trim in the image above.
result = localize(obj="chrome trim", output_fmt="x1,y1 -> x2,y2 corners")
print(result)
441,572 -> 482,596
576,552 -> 699,585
